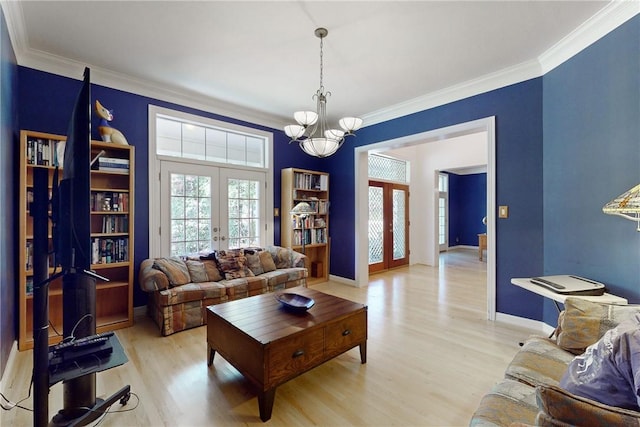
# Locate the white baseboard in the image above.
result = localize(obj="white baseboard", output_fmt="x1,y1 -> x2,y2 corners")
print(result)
328,274 -> 358,287
496,312 -> 555,336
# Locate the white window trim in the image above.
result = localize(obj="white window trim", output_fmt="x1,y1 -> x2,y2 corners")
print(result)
148,105 -> 274,258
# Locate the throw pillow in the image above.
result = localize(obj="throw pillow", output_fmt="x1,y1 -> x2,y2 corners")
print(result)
268,246 -> 293,269
244,249 -> 264,276
202,260 -> 223,282
536,384 -> 640,426
259,251 -> 277,272
152,257 -> 190,287
557,298 -> 640,355
559,313 -> 640,411
215,249 -> 253,279
185,260 -> 208,283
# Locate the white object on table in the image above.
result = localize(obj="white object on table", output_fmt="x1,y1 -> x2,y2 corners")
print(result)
511,277 -> 628,308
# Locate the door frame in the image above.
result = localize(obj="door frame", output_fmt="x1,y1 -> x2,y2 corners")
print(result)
355,116 -> 496,321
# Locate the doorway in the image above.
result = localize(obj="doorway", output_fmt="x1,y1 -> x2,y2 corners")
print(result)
355,116 -> 496,320
368,180 -> 410,274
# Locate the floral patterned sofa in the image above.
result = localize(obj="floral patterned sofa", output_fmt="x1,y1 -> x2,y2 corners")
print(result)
470,297 -> 640,426
139,246 -> 308,335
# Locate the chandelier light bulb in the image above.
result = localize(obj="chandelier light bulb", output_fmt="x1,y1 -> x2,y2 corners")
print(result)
284,27 -> 363,158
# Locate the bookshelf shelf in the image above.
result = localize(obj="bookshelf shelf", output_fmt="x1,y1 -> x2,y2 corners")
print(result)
18,130 -> 135,350
281,168 -> 329,284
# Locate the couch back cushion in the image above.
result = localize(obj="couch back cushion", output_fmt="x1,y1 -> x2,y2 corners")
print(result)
152,257 -> 191,287
259,251 -> 277,273
557,298 -> 640,355
185,260 -> 209,283
243,249 -> 265,275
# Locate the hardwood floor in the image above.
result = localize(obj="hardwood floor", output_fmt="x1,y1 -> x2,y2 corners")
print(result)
1,248 -> 538,426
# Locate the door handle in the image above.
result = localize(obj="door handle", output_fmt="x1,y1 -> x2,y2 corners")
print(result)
221,236 -> 226,241
213,237 -> 218,241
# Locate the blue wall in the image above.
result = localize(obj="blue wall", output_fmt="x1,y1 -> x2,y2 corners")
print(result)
327,78 -> 546,320
448,172 -> 487,246
542,16 -> 640,324
17,68 -> 325,307
0,6 -> 17,379
3,14 -> 639,373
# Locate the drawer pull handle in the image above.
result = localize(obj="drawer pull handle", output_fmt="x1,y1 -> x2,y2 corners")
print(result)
342,329 -> 351,336
292,349 -> 305,358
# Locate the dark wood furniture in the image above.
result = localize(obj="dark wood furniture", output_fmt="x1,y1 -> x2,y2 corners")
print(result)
206,287 -> 367,421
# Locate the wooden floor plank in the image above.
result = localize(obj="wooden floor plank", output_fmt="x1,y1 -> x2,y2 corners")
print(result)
1,248 -> 538,426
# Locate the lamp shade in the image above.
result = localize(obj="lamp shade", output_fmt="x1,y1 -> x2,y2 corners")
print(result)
603,183 -> 640,230
339,117 -> 364,133
301,137 -> 341,158
290,201 -> 316,216
284,124 -> 305,139
294,111 -> 319,126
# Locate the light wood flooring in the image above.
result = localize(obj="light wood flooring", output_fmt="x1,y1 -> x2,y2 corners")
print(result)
1,248 -> 537,426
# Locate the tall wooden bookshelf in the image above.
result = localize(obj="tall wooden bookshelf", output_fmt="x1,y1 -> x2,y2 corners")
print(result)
281,168 -> 329,284
18,130 -> 135,350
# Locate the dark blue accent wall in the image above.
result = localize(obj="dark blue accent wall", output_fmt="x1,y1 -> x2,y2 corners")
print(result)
17,67 -> 324,308
0,6 -> 18,379
542,16 -> 640,324
448,172 -> 487,246
326,79 -> 545,320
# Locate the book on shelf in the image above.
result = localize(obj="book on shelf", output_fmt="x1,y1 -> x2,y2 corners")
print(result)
101,215 -> 129,233
96,157 -> 129,172
26,138 -> 65,167
92,191 -> 129,212
92,237 -> 129,264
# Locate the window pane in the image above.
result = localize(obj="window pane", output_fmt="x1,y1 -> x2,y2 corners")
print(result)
392,189 -> 406,260
227,133 -> 246,165
157,118 -> 182,157
368,154 -> 408,183
170,172 -> 212,257
182,124 -> 206,160
368,186 -> 384,264
206,128 -> 227,163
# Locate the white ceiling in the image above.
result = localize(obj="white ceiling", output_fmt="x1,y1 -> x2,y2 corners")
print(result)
3,1 -> 626,129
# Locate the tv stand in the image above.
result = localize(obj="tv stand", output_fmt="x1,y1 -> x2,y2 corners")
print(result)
50,385 -> 131,427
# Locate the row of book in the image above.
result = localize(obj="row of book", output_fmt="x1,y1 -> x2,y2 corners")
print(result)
100,215 -> 129,233
292,216 -> 326,229
26,138 -> 65,167
24,241 -> 55,271
291,200 -> 328,215
293,228 -> 327,246
92,237 -> 129,264
293,172 -> 328,191
92,191 -> 130,212
93,156 -> 129,173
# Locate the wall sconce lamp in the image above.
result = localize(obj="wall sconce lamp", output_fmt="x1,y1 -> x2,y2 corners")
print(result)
602,183 -> 640,231
290,201 -> 317,253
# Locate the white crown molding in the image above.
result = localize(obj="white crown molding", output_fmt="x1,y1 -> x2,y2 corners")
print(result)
362,1 -> 640,127
3,1 -> 638,131
362,59 -> 542,126
539,0 -> 640,75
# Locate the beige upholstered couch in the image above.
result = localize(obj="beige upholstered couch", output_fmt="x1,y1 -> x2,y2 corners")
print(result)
470,298 -> 640,426
139,246 -> 307,335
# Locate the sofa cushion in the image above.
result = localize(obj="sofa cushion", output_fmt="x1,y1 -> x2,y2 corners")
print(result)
557,298 -> 640,355
536,384 -> 640,427
505,336 -> 575,388
185,260 -> 208,283
153,257 -> 191,287
469,379 -> 539,427
155,281 -> 227,306
244,249 -> 264,275
202,260 -> 223,282
260,250 -> 277,272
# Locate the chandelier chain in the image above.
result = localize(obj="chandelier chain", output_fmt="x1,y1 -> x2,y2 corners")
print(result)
319,35 -> 324,91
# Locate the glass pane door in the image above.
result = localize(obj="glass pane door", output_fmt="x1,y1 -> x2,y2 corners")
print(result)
220,169 -> 265,249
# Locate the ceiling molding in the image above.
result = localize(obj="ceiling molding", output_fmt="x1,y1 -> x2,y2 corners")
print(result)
538,0 -> 640,74
3,1 -> 637,132
362,1 -> 639,127
361,59 -> 542,126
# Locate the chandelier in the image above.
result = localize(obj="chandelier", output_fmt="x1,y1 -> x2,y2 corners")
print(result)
284,27 -> 363,158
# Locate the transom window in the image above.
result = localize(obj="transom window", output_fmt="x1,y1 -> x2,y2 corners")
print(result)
368,154 -> 409,183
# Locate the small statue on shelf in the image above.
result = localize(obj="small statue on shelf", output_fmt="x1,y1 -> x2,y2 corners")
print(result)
95,100 -> 129,145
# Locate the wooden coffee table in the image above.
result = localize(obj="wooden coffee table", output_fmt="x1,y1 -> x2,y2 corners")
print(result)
206,287 -> 367,422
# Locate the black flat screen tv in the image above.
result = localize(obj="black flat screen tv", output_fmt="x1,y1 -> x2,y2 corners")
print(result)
57,67 -> 91,271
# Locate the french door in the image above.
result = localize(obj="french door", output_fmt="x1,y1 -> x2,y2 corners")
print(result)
160,161 -> 266,256
368,180 -> 409,274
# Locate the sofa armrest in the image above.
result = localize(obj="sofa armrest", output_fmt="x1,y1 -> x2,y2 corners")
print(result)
139,259 -> 170,292
291,250 -> 307,268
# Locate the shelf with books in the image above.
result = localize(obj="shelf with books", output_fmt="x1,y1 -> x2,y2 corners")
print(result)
18,130 -> 135,350
281,168 -> 330,284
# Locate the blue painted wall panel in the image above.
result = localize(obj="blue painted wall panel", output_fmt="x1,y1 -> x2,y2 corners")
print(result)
542,16 -> 640,324
448,172 -> 487,246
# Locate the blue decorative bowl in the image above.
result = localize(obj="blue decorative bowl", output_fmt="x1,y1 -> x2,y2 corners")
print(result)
275,293 -> 315,312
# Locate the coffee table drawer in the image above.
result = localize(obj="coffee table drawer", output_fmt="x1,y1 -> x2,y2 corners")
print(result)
266,328 -> 324,386
325,310 -> 367,356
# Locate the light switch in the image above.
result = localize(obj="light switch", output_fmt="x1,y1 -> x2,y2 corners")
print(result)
499,206 -> 509,219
